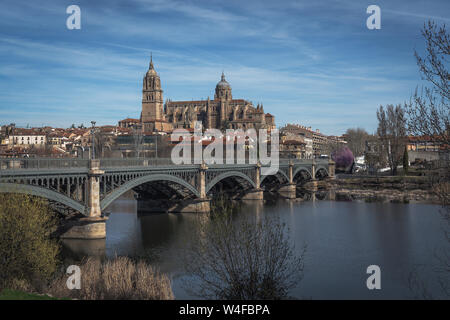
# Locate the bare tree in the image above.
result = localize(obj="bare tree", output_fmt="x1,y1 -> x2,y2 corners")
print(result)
405,20 -> 449,203
406,21 -> 449,146
405,21 -> 450,299
321,139 -> 344,157
344,128 -> 370,157
183,200 -> 306,300
406,20 -> 450,196
364,134 -> 386,174
377,104 -> 407,175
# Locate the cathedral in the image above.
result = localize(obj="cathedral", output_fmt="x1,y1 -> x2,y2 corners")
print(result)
140,57 -> 275,133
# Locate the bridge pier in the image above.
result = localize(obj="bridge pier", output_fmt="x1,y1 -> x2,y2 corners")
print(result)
303,179 -> 319,192
278,183 -> 296,199
328,160 -> 336,179
60,217 -> 107,239
61,160 -> 107,239
277,161 -> 297,199
171,198 -> 211,213
241,188 -> 264,200
241,162 -> 263,200
86,159 -> 104,217
189,161 -> 212,212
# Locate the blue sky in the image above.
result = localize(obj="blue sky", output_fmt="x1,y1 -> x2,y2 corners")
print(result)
0,0 -> 448,135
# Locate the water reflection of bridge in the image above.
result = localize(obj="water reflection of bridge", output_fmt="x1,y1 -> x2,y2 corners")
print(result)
0,158 -> 334,239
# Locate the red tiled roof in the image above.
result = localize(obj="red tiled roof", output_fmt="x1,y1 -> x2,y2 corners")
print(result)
11,128 -> 45,136
407,135 -> 445,142
119,118 -> 140,122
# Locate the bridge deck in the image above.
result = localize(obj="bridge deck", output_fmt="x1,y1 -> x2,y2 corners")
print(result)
0,157 -> 329,172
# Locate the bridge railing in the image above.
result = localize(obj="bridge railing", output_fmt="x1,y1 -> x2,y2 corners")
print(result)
0,157 -> 332,171
315,159 -> 332,165
0,158 -> 90,171
100,158 -> 176,167
277,159 -> 329,165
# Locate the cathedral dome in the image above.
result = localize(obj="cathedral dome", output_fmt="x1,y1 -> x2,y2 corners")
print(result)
216,72 -> 231,89
214,72 -> 232,100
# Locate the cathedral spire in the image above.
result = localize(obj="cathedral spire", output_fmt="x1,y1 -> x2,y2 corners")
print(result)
149,52 -> 154,70
221,71 -> 225,81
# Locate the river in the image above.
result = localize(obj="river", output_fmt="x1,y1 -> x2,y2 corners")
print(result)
62,196 -> 448,299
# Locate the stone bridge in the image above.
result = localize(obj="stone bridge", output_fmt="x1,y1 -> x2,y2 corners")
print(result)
0,157 -> 334,239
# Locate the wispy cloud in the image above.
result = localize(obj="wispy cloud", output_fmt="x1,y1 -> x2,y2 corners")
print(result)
384,9 -> 450,23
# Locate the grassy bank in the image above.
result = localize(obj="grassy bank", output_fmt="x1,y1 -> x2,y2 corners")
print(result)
0,289 -> 62,300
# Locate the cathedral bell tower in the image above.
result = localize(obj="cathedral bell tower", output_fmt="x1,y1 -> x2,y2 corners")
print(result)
141,55 -> 165,132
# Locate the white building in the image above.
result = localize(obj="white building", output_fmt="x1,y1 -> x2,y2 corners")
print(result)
304,137 -> 314,159
9,129 -> 46,147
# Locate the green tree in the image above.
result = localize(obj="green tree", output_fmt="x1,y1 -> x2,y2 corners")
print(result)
403,145 -> 409,175
0,193 -> 60,290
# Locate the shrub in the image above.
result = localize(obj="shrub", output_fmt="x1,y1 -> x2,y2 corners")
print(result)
0,193 -> 60,290
48,256 -> 174,300
332,147 -> 354,173
183,200 -> 306,300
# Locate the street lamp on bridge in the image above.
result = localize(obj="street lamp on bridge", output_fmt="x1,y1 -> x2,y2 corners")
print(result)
91,121 -> 96,160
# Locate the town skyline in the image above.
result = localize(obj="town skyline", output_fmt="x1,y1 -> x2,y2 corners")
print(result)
1,0 -> 449,135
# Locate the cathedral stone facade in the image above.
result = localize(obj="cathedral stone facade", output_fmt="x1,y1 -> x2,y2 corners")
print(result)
140,57 -> 275,133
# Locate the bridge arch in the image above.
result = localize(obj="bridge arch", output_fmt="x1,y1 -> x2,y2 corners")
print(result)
101,173 -> 201,211
261,169 -> 289,184
206,171 -> 256,194
292,166 -> 313,181
0,182 -> 86,214
315,166 -> 329,179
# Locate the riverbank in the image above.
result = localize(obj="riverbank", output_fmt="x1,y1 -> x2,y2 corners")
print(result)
326,175 -> 440,203
0,289 -> 63,300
